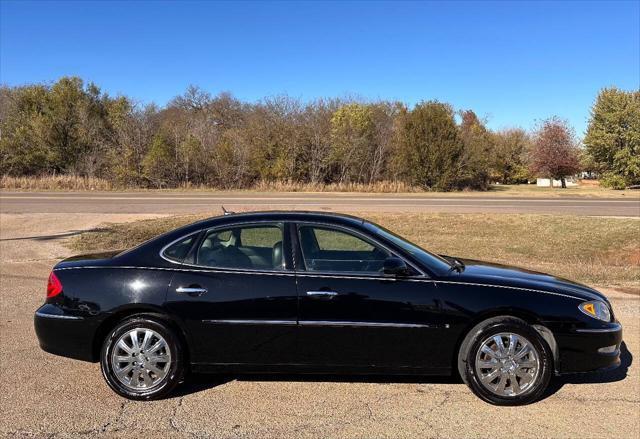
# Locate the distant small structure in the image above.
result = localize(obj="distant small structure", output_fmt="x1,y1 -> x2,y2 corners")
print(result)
536,177 -> 578,187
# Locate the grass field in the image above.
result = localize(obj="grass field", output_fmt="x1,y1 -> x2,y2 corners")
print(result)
68,212 -> 640,290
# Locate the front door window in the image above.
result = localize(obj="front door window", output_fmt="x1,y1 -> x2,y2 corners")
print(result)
297,225 -> 390,273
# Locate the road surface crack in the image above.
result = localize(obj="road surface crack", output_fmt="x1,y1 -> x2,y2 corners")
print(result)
104,400 -> 128,432
168,396 -> 200,437
169,396 -> 185,432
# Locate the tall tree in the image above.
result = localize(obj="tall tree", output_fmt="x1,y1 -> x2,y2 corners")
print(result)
142,133 -> 175,188
457,110 -> 492,189
396,101 -> 463,190
0,77 -> 113,177
584,87 -> 640,186
491,128 -> 530,184
330,103 -> 376,184
106,101 -> 158,187
370,102 -> 402,183
45,77 -> 111,175
298,98 -> 340,184
0,84 -> 51,175
246,96 -> 303,182
530,117 -> 581,188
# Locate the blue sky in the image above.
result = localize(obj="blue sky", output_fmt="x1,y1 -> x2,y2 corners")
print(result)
1,0 -> 638,135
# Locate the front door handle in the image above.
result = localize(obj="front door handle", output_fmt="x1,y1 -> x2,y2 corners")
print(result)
306,290 -> 338,298
176,286 -> 208,296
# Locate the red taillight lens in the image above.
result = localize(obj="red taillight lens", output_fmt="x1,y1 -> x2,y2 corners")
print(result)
46,272 -> 63,298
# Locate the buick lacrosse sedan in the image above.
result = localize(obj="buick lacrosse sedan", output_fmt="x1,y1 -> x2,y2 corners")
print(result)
35,211 -> 622,405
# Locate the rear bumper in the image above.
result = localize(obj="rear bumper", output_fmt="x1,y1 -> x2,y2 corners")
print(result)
554,322 -> 623,374
34,304 -> 96,362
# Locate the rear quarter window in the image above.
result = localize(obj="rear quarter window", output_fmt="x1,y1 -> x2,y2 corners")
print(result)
162,234 -> 196,262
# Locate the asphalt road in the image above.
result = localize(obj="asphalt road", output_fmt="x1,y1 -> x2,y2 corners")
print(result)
0,213 -> 638,438
1,191 -> 639,216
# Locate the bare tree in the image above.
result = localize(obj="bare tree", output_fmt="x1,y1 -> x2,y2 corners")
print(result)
369,102 -> 401,183
300,98 -> 341,184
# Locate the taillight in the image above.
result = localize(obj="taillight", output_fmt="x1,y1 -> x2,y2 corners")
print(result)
47,272 -> 63,298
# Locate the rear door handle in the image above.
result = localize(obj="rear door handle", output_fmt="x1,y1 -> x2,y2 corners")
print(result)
176,286 -> 208,296
306,290 -> 338,298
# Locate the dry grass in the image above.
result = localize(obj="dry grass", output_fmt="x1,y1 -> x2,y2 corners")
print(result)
70,215 -> 199,252
486,183 -> 637,198
0,175 -> 114,190
67,211 -> 640,288
373,213 -> 639,289
0,176 -> 421,193
251,180 -> 424,193
252,180 -> 638,197
2,175 -> 638,198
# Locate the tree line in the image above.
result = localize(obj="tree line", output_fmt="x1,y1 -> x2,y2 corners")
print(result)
1,77 -> 637,190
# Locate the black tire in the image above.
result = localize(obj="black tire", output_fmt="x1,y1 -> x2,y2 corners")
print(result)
457,316 -> 552,406
100,315 -> 184,400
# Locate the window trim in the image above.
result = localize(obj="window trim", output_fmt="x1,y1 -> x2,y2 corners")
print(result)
159,221 -> 291,273
293,221 -> 426,278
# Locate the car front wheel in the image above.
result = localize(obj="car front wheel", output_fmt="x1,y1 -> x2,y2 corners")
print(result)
460,317 -> 553,405
100,315 -> 183,400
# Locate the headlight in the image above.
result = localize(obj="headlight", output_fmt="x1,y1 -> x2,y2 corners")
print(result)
578,301 -> 611,322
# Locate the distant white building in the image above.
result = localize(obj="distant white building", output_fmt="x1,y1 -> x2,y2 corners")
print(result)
536,177 -> 578,187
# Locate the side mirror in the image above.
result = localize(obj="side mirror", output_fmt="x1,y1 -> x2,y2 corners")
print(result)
382,257 -> 410,276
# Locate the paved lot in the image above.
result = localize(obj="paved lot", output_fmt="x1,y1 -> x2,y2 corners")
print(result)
1,191 -> 639,216
0,213 -> 638,438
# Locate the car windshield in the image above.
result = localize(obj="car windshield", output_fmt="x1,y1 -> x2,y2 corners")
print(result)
364,221 -> 453,274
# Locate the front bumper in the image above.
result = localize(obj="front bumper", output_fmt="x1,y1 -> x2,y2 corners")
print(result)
34,304 -> 96,362
554,322 -> 623,374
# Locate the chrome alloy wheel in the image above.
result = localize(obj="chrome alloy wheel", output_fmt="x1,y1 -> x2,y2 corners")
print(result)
111,328 -> 172,391
474,332 -> 540,397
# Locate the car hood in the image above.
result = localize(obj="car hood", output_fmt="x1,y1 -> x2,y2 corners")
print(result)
443,257 -> 608,303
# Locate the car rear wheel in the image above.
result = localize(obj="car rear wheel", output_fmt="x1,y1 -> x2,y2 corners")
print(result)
100,316 -> 183,400
458,316 -> 552,405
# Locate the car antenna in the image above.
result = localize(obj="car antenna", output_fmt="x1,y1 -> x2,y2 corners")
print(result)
221,205 -> 234,216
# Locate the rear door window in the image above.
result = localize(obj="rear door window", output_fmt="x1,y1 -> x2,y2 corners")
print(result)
196,224 -> 285,270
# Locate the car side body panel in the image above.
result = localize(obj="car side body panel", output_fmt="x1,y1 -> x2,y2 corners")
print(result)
166,269 -> 298,365
34,211 -> 622,376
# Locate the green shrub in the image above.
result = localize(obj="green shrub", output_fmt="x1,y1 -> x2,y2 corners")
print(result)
600,173 -> 627,190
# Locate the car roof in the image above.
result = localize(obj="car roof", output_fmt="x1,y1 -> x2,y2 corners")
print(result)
155,210 -> 368,242
199,210 -> 366,227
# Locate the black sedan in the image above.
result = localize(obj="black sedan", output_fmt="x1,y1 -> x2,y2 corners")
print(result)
35,211 -> 622,405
